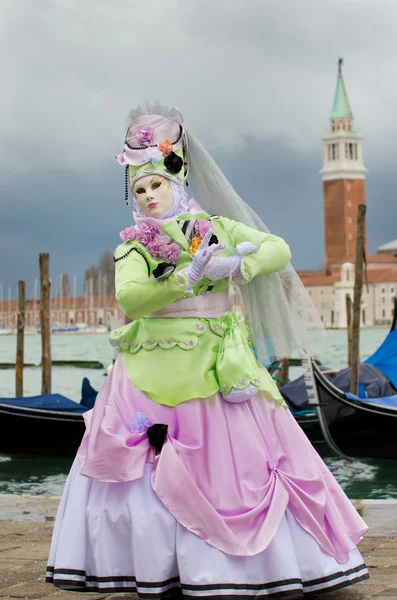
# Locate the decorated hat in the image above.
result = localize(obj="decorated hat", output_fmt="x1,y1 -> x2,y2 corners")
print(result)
116,107 -> 188,204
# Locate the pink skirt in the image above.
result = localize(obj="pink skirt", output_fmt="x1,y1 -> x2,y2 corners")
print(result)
47,356 -> 369,597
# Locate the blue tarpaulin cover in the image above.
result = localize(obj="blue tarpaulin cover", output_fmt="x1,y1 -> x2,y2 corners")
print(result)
0,394 -> 88,413
344,391 -> 397,410
281,364 -> 396,412
364,329 -> 397,389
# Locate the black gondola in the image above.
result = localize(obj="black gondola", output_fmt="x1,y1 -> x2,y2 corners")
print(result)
306,297 -> 397,459
280,360 -> 396,451
276,297 -> 397,456
0,378 -> 97,457
308,358 -> 397,459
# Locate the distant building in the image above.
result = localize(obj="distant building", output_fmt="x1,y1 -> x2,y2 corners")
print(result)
378,240 -> 397,256
299,59 -> 397,327
0,295 -> 124,330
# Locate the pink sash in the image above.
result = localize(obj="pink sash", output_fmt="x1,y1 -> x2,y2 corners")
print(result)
146,291 -> 230,319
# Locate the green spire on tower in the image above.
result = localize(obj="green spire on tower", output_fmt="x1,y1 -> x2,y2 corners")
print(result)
331,58 -> 353,119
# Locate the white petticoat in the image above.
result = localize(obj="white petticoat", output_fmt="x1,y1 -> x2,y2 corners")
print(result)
47,460 -> 368,598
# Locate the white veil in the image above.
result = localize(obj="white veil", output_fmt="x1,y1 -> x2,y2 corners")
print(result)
186,133 -> 324,365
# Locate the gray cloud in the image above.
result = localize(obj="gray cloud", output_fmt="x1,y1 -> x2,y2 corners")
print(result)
1,0 -> 396,297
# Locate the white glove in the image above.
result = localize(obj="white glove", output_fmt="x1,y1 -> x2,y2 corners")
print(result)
179,231 -> 225,289
205,255 -> 242,282
205,241 -> 258,283
236,241 -> 257,256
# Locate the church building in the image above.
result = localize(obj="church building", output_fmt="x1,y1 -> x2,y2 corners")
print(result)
298,59 -> 397,328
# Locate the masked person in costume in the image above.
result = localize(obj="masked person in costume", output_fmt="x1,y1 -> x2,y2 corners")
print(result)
47,104 -> 368,598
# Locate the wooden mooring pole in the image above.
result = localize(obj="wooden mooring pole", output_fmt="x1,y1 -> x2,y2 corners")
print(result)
350,205 -> 366,395
15,281 -> 25,397
40,253 -> 52,394
345,294 -> 352,368
278,359 -> 290,387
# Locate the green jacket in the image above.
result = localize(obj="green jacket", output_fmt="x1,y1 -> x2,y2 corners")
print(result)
111,212 -> 291,407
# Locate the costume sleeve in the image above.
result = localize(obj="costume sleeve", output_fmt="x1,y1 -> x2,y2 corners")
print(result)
115,245 -> 189,320
218,217 -> 291,283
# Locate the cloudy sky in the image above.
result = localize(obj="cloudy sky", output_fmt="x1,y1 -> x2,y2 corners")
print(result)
1,0 -> 397,298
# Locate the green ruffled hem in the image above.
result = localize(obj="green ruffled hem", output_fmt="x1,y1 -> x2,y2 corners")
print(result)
111,311 -> 287,408
219,375 -> 263,395
120,338 -> 201,352
220,378 -> 288,408
110,320 -> 208,354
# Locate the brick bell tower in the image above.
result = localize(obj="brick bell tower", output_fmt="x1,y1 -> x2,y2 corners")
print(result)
321,58 -> 367,273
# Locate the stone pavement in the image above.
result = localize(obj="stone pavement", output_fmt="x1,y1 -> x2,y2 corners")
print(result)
0,496 -> 396,600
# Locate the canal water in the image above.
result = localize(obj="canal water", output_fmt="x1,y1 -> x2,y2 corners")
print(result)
1,329 -> 397,498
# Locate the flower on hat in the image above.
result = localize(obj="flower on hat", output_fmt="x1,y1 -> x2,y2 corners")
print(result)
120,226 -> 137,242
157,139 -> 173,157
164,152 -> 183,174
144,147 -> 163,165
136,127 -> 155,146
